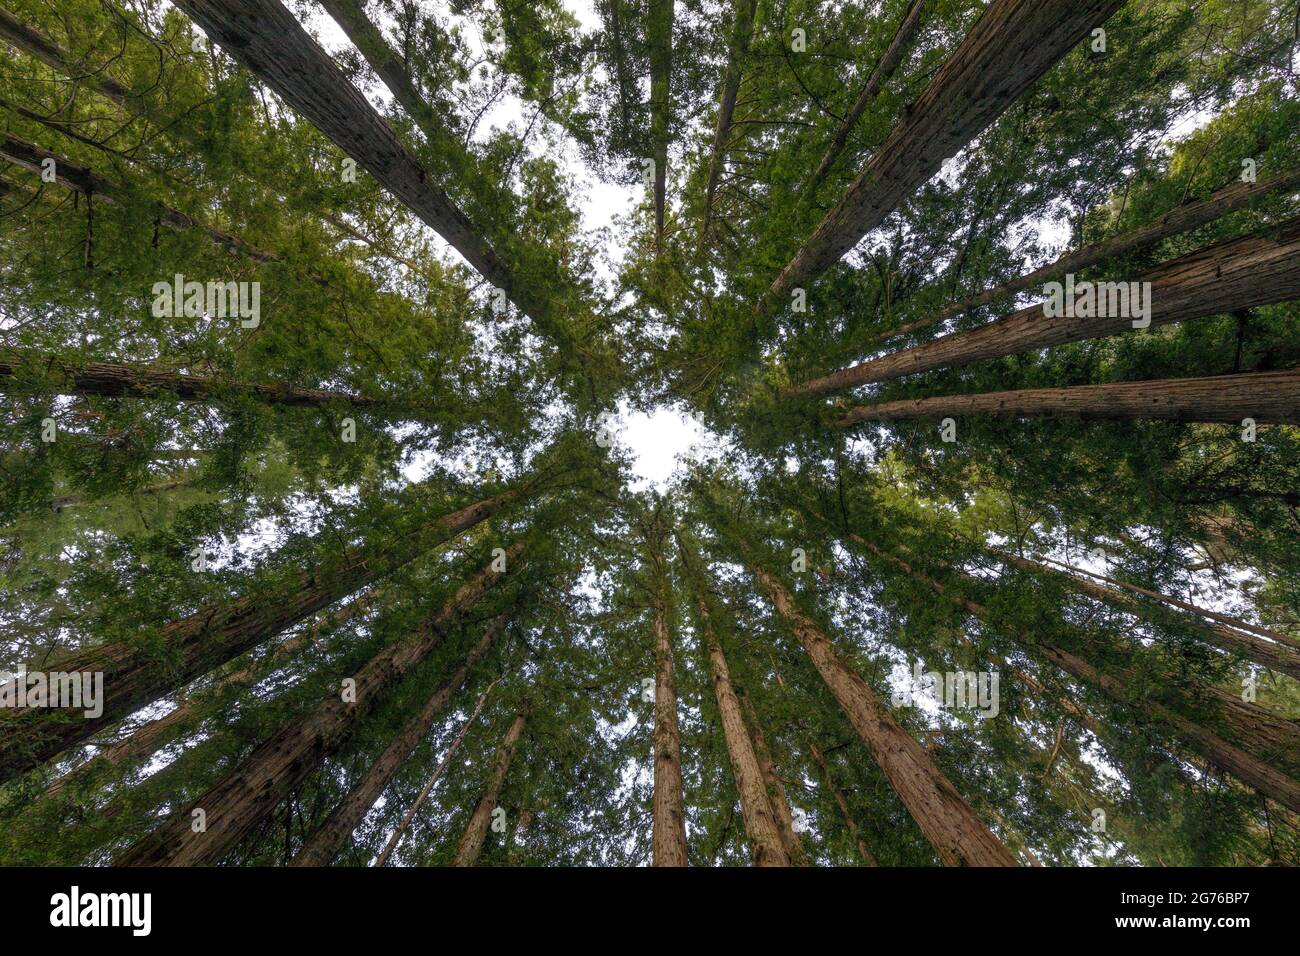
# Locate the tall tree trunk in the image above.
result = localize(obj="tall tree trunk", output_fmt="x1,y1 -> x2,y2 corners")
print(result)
374,675 -> 499,867
995,551 -> 1300,679
695,596 -> 790,865
648,0 -> 676,248
116,543 -> 523,865
808,0 -> 929,189
0,490 -> 520,784
845,533 -> 1300,813
0,9 -> 129,103
834,370 -> 1300,428
697,0 -> 757,247
290,617 -> 505,866
1,349 -> 371,407
651,560 -> 689,866
741,695 -> 807,865
453,703 -> 529,867
809,741 -> 878,866
748,562 -> 1018,866
759,0 -> 1123,316
861,163 -> 1300,349
170,0 -> 529,314
788,216 -> 1300,398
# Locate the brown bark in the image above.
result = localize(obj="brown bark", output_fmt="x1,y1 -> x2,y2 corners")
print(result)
697,0 -> 757,247
741,695 -> 807,866
848,534 -> 1300,813
696,596 -> 790,865
170,0 -> 529,314
290,618 -> 503,866
0,490 -> 519,784
115,543 -> 523,865
809,0 -> 929,189
760,0 -> 1123,315
861,164 -> 1300,350
453,703 -> 529,866
749,563 -> 1017,866
809,741 -> 878,866
651,562 -> 689,866
997,551 -> 1300,680
788,216 -> 1300,398
0,349 -> 372,407
834,370 -> 1300,428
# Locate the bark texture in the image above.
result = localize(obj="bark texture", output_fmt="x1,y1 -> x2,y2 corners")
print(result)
453,703 -> 529,866
651,566 -> 689,866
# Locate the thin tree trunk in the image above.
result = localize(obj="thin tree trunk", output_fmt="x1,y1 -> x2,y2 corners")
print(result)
748,563 -> 1018,866
759,0 -> 1123,316
290,617 -> 505,865
373,675 -> 499,867
861,163 -> 1300,349
0,490 -> 521,783
648,0 -> 676,248
171,0 -> 528,313
116,543 -> 523,865
808,741 -> 878,865
741,695 -> 806,866
995,551 -> 1300,680
46,479 -> 195,513
453,703 -> 529,866
697,0 -> 757,247
1,349 -> 372,407
787,216 -> 1300,398
834,370 -> 1300,428
808,0 -> 928,189
651,560 -> 689,866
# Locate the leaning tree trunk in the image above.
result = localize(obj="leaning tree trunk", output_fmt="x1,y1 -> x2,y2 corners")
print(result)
695,595 -> 790,866
0,489 -> 520,784
789,216 -> 1300,398
1,349 -> 371,407
651,562 -> 689,866
748,563 -> 1018,866
741,695 -> 807,866
809,741 -> 878,866
760,0 -> 1123,315
453,703 -> 529,867
834,370 -> 1300,428
291,618 -> 505,866
116,544 -> 523,866
697,0 -> 757,247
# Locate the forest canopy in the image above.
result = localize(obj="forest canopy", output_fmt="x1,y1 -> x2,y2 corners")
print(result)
1,0 -> 1299,867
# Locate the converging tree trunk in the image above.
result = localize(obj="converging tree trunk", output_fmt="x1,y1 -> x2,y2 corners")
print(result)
697,0 -> 757,247
453,702 -> 529,867
809,740 -> 878,866
651,555 -> 689,866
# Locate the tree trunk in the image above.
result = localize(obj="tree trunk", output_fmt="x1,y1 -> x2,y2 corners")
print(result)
651,564 -> 689,866
695,595 -> 790,865
453,703 -> 529,866
741,695 -> 806,865
648,0 -> 676,247
809,741 -> 878,865
115,543 -> 523,866
0,9 -> 129,103
760,0 -> 1123,315
0,490 -> 519,784
861,163 -> 1300,349
1,349 -> 372,407
749,563 -> 1017,865
834,370 -> 1300,427
697,0 -> 757,247
809,0 -> 929,189
290,618 -> 504,866
788,216 -> 1300,397
170,0 -> 527,313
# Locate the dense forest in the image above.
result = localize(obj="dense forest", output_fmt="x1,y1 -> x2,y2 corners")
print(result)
1,0 -> 1298,868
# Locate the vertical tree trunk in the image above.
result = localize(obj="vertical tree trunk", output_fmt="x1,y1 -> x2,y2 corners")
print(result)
115,544 -> 523,866
0,489 -> 520,783
696,595 -> 790,865
651,568 -> 689,866
749,563 -> 1018,866
809,741 -> 878,866
741,695 -> 807,866
453,704 -> 529,867
648,0 -> 676,248
291,618 -> 505,866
